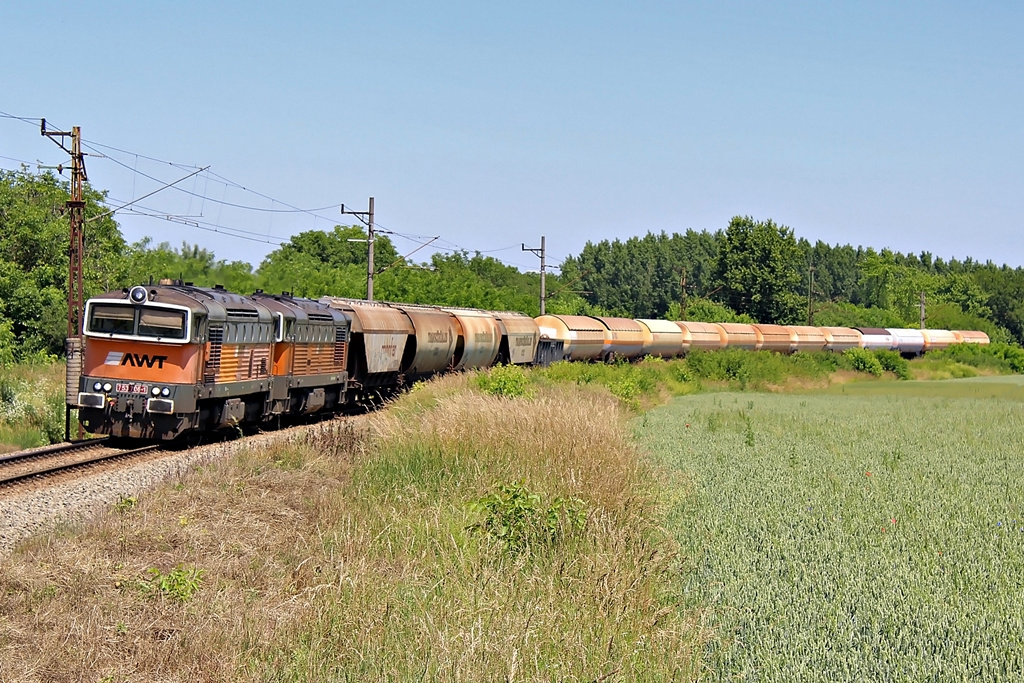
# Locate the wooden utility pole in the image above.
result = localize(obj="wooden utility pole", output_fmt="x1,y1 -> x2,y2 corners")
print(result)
680,267 -> 688,318
522,236 -> 547,315
920,291 -> 926,329
342,197 -> 375,301
41,121 -> 87,440
41,121 -> 87,339
807,266 -> 815,325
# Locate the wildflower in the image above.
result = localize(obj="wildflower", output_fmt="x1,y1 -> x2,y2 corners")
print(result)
685,423 -> 690,428
891,518 -> 897,525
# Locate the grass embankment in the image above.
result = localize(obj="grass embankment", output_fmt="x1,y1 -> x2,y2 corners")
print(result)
0,361 -> 65,451
910,341 -> 1024,380
525,344 -> 1024,408
0,374 -> 703,681
526,349 -> 912,409
640,387 -> 1024,680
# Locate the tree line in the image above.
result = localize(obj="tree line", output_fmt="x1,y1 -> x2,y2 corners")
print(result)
562,217 -> 1019,343
2,168 -> 1022,363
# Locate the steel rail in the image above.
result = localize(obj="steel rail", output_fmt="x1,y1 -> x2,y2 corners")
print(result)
0,444 -> 161,487
0,437 -> 111,465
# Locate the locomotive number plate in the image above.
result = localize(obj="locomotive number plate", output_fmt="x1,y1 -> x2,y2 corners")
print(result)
116,383 -> 149,394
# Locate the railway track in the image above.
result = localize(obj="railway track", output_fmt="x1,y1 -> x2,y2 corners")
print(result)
0,438 -> 163,491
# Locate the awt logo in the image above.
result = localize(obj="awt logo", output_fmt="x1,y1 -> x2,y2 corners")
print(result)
105,352 -> 168,369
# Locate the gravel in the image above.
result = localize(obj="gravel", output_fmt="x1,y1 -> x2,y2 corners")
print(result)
0,422 -> 344,558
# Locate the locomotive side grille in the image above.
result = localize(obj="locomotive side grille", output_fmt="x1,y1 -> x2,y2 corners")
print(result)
293,344 -> 338,376
204,326 -> 224,383
225,308 -> 259,319
217,345 -> 272,381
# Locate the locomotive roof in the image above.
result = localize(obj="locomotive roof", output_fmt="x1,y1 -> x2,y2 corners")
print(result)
96,284 -> 272,324
251,291 -> 349,325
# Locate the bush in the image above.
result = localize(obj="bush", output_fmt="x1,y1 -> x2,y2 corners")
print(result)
926,342 -> 1024,374
874,349 -> 911,380
468,481 -> 586,554
680,349 -> 838,388
0,319 -> 14,368
841,348 -> 884,376
475,363 -> 531,399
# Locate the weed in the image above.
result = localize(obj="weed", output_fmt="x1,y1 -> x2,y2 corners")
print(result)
139,565 -> 205,602
468,481 -> 586,554
113,495 -> 138,515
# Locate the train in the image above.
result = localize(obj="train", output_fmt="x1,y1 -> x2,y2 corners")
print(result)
68,281 -> 990,440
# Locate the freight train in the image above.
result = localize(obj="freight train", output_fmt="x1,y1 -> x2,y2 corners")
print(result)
68,282 -> 990,440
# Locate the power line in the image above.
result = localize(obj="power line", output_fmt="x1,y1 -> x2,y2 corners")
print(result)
377,224 -> 546,266
0,109 -> 45,126
85,165 -> 210,224
119,208 -> 290,246
81,142 -> 343,217
80,139 -> 204,171
0,155 -> 35,166
103,194 -> 293,243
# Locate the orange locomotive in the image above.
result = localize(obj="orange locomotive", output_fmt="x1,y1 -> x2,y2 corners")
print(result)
76,283 -> 349,439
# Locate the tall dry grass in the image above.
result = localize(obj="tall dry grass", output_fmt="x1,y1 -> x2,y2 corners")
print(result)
0,374 -> 705,681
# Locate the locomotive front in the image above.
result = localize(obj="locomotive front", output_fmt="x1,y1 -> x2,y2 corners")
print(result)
76,285 -> 208,439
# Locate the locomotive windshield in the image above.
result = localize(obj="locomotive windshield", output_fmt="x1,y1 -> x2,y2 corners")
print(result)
88,305 -> 134,335
87,304 -> 187,340
139,308 -> 186,338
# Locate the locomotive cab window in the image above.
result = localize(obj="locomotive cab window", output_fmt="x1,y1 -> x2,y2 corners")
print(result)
87,303 -> 188,341
88,305 -> 135,335
138,308 -> 187,339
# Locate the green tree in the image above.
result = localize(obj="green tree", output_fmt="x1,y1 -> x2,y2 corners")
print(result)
668,298 -> 754,324
811,302 -> 907,329
973,265 -> 1024,344
256,225 -> 397,299
712,217 -> 804,324
127,239 -> 256,293
562,229 -> 718,319
0,169 -> 127,358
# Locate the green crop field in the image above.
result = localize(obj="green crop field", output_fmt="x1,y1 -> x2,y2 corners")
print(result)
640,379 -> 1024,681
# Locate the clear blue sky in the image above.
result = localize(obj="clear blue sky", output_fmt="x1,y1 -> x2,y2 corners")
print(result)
2,1 -> 1022,272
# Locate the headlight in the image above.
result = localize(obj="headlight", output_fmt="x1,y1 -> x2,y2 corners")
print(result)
129,286 -> 148,303
151,386 -> 161,396
93,381 -> 102,391
161,387 -> 171,397
103,383 -> 113,392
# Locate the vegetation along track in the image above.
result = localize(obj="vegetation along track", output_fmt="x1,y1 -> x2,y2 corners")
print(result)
0,438 -> 163,493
